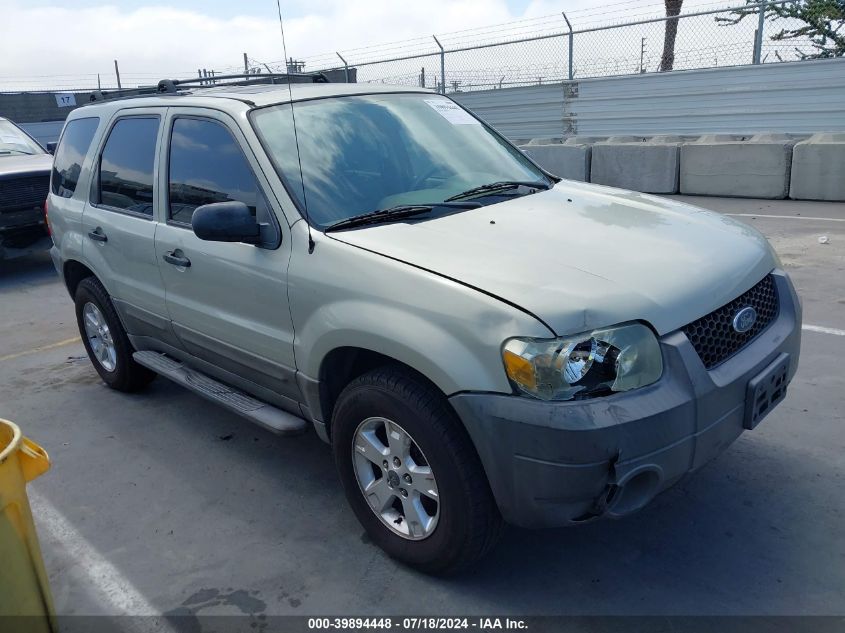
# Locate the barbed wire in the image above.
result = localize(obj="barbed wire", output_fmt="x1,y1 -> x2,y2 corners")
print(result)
0,1 -> 833,92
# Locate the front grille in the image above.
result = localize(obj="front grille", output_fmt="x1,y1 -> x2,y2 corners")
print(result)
0,175 -> 50,212
681,274 -> 779,369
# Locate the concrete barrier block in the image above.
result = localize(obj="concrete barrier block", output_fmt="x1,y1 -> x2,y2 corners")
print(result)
564,136 -> 606,145
590,137 -> 681,194
680,133 -> 795,199
520,143 -> 591,182
789,133 -> 845,201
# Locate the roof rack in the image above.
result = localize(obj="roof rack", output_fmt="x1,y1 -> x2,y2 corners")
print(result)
88,72 -> 329,102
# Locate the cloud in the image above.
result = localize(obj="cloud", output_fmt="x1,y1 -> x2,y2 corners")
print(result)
2,0 -> 523,89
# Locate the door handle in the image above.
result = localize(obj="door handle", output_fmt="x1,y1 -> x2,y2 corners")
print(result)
163,250 -> 191,268
87,227 -> 107,242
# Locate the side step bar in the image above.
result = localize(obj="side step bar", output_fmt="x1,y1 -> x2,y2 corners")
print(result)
133,351 -> 308,435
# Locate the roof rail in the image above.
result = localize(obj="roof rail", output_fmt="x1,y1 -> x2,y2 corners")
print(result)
88,71 -> 329,102
157,72 -> 329,93
88,85 -> 160,102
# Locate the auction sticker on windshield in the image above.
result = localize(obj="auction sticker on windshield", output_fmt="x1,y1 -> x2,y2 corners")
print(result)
425,99 -> 480,125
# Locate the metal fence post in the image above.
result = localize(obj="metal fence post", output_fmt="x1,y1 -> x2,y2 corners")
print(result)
336,52 -> 350,82
433,35 -> 445,94
562,13 -> 574,80
753,0 -> 766,64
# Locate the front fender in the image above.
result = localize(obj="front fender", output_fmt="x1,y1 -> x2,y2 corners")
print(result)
302,300 -> 509,396
289,226 -> 553,396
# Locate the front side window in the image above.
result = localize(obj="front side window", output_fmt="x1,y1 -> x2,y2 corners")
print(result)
97,117 -> 159,216
168,117 -> 267,226
51,117 -> 99,197
250,93 -> 550,229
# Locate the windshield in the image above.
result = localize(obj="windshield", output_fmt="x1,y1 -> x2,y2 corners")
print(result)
250,93 -> 550,229
0,120 -> 45,156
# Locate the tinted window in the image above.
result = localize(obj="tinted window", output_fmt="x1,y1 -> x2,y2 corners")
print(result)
51,117 -> 99,197
98,117 -> 159,215
168,118 -> 265,225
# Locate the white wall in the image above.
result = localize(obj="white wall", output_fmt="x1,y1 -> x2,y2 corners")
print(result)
453,57 -> 845,140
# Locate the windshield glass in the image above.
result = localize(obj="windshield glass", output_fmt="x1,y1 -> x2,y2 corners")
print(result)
251,93 -> 550,229
0,120 -> 45,156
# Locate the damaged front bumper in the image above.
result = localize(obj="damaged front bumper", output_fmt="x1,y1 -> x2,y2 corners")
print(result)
449,270 -> 802,529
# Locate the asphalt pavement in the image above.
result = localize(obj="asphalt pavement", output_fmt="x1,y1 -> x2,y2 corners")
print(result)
1,196 -> 843,619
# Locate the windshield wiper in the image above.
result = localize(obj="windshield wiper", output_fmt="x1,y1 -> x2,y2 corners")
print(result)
324,202 -> 480,232
445,180 -> 551,202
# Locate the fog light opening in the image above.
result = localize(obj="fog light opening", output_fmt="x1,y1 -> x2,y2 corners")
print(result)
608,467 -> 662,517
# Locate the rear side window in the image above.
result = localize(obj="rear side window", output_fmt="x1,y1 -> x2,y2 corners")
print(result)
168,118 -> 266,225
97,117 -> 159,216
51,117 -> 99,197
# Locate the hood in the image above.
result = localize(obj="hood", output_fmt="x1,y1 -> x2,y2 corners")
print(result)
0,153 -> 53,179
328,181 -> 777,336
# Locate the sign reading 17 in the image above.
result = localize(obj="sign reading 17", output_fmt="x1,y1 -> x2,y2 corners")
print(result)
55,93 -> 77,108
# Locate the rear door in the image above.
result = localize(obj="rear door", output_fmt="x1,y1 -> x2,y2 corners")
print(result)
153,108 -> 299,403
81,109 -> 178,346
47,116 -> 101,257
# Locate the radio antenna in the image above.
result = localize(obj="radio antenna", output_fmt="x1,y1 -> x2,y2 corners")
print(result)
276,0 -> 315,253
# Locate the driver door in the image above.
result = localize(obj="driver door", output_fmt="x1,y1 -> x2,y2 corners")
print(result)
153,108 -> 299,405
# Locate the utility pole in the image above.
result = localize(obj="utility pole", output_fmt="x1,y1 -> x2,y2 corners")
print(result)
113,59 -> 122,90
640,37 -> 647,73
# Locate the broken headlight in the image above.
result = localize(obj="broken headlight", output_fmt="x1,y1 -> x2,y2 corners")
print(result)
502,322 -> 662,401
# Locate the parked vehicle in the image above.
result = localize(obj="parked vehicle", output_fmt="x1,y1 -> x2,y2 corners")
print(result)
0,117 -> 52,259
47,76 -> 801,573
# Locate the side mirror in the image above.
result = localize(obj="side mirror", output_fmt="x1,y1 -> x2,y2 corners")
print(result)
191,201 -> 261,243
46,142 -> 57,154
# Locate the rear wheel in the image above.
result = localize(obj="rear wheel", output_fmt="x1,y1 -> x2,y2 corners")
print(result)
332,366 -> 503,574
74,277 -> 155,392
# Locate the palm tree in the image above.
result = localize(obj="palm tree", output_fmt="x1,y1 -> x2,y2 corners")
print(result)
660,0 -> 684,71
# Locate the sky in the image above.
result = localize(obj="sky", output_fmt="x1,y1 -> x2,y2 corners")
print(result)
1,0 -> 738,90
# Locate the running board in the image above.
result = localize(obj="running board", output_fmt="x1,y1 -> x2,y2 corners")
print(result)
133,351 -> 307,435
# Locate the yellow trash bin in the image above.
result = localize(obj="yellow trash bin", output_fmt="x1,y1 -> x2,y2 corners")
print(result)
0,418 -> 55,633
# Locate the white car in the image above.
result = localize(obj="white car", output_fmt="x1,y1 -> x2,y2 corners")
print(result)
0,117 -> 53,259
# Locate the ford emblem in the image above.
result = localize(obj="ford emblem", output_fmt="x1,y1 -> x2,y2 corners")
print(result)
732,306 -> 757,333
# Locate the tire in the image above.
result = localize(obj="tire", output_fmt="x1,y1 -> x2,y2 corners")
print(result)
332,366 -> 503,574
74,277 -> 156,392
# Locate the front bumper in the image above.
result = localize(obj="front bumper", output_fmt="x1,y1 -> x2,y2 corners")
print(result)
449,270 -> 801,528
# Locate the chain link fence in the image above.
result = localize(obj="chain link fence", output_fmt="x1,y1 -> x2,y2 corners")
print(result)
285,0 -> 836,94
0,0 -> 838,92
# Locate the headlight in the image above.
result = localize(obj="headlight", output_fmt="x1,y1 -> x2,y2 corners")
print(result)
502,322 -> 662,401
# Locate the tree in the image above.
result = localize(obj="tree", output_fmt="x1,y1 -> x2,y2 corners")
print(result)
716,0 -> 845,59
660,0 -> 685,71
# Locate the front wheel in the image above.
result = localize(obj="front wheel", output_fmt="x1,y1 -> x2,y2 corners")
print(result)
332,367 -> 503,574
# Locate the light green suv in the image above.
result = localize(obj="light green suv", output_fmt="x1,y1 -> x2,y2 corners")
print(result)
48,76 -> 801,573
